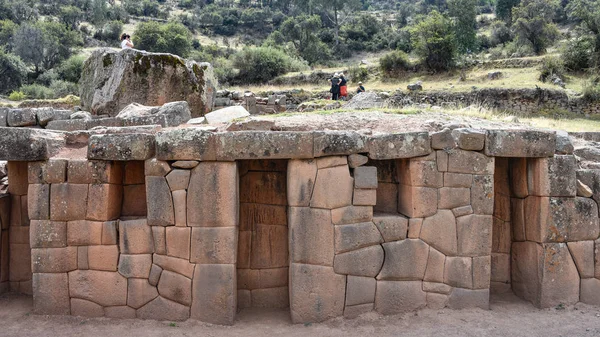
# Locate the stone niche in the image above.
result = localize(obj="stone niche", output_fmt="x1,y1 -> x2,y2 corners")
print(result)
4,128 -> 600,325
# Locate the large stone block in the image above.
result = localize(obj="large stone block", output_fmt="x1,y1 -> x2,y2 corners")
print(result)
50,183 -> 88,221
492,218 -> 511,254
444,256 -> 473,289
119,219 -> 154,254
372,214 -> 408,242
102,221 -> 118,245
287,159 -> 317,207
191,264 -> 236,325
346,275 -> 376,306
30,220 -> 66,248
353,188 -> 377,206
471,175 -> 494,215
31,247 -> 77,273
28,184 -> 50,220
577,169 -> 600,204
310,165 -> 354,209
289,207 -> 334,266
67,220 -> 103,246
331,206 -> 373,225
251,287 -> 289,309
397,159 -> 442,188
334,222 -> 382,254
166,227 -> 191,260
88,134 -> 155,160
456,215 -> 493,257
566,241 -> 594,279
374,280 -> 426,315
87,245 -> 119,271
0,129 -> 64,161
334,245 -> 384,277
377,239 -> 429,280
215,131 -> 314,160
87,184 -> 123,221
146,176 -> 174,227
32,273 -> 70,315
8,108 -> 36,127
447,149 -> 494,175
313,131 -> 367,157
155,129 -> 216,161
289,263 -> 345,323
152,254 -> 195,279
424,247 -> 445,283
190,227 -> 237,264
68,270 -> 127,306
527,156 -> 577,197
511,242 -> 580,308
580,278 -> 600,305
137,296 -> 190,321
452,128 -> 485,151
172,190 -> 186,226
447,288 -> 489,309
367,132 -> 431,160
118,254 -> 152,278
509,158 -> 529,198
158,270 -> 192,306
354,166 -> 378,189
473,255 -> 491,289
491,253 -> 511,283
71,298 -> 104,317
89,161 -> 123,184
104,306 -> 136,319
187,162 -> 238,227
484,130 -> 556,157
420,210 -> 458,256
438,187 -> 470,209
397,185 -> 437,218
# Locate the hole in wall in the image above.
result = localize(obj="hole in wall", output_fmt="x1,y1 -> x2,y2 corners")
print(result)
121,161 -> 147,219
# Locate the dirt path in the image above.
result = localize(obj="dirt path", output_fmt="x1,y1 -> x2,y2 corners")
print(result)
1,292 -> 599,337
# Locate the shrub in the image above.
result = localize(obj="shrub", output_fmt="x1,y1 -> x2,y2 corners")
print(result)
380,50 -> 411,77
347,66 -> 369,83
20,84 -> 55,99
562,37 -> 594,72
539,57 -> 565,82
50,80 -> 78,98
582,78 -> 600,101
133,21 -> 193,57
490,20 -> 512,46
57,55 -> 86,83
8,91 -> 25,101
232,46 -> 305,84
94,20 -> 123,43
410,11 -> 456,72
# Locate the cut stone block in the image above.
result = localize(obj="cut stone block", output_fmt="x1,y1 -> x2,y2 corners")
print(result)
527,156 -> 577,197
447,288 -> 489,309
104,306 -> 136,319
374,280 -> 426,315
447,149 -> 494,175
32,273 -> 70,315
377,239 -> 429,280
427,293 -> 449,309
484,130 -> 555,157
420,210 -> 457,256
431,128 -> 456,150
166,169 -> 191,191
471,175 -> 494,215
313,131 -> 366,157
367,132 -> 431,160
444,257 -> 473,289
87,245 -> 119,271
148,264 -> 162,287
397,185 -> 437,218
473,255 -> 491,289
348,154 -> 369,168
28,184 -> 50,220
580,278 -> 600,305
215,131 -> 313,160
334,222 -> 383,254
346,276 -> 376,306
316,156 -> 347,169
566,241 -> 594,279
71,298 -> 104,317
151,226 -> 166,255
152,254 -> 195,279
353,189 -> 377,206
456,215 -> 492,257
334,245 -> 384,277
372,214 -> 408,242
311,165 -> 354,209
118,254 -> 152,278
287,159 -> 317,207
102,221 -> 118,245
452,128 -> 485,151
374,182 -> 397,213
30,220 -> 66,248
86,184 -> 123,221
68,270 -> 127,306
158,270 -> 192,306
144,158 -> 171,176
190,227 -> 237,264
424,247 -> 445,283
397,159 -> 442,188
354,166 -> 378,189
166,227 -> 191,260
88,133 -> 155,161
146,176 -> 175,227
289,207 -> 334,266
31,247 -> 77,273
67,220 -> 103,246
423,281 -> 452,294
331,206 -> 373,226
438,187 -> 470,209
191,264 -> 236,325
50,183 -> 88,221
137,296 -> 190,321
119,219 -> 154,254
187,162 -> 238,227
172,190 -> 187,226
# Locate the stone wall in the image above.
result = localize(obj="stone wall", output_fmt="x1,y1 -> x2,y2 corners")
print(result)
1,127 -> 599,324
0,194 -> 10,294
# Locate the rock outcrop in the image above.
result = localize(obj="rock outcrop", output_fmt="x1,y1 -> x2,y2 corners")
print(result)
80,48 -> 216,118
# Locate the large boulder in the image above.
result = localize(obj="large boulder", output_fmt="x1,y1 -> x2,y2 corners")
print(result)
80,48 -> 216,118
116,101 -> 191,127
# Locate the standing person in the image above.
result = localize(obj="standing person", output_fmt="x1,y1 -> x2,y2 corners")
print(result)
330,73 -> 341,101
121,33 -> 134,49
339,72 -> 348,100
356,81 -> 365,93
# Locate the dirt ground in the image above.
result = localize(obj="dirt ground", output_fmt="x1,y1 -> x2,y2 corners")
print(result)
1,291 -> 600,337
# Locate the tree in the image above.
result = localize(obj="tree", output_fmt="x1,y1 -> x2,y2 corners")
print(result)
512,0 -> 560,55
410,10 -> 456,71
0,20 -> 16,50
448,0 -> 477,53
231,46 -> 294,83
133,22 -> 193,57
567,0 -> 600,64
60,5 -> 84,30
496,0 -> 520,23
277,15 -> 330,64
0,48 -> 28,94
314,0 -> 361,45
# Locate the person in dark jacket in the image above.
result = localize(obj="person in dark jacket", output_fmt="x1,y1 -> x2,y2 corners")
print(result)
356,81 -> 365,93
329,73 -> 341,100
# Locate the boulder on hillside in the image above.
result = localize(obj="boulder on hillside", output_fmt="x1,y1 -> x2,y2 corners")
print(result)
80,48 -> 216,118
116,101 -> 191,127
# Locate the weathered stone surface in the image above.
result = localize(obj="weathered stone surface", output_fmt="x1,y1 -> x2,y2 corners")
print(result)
473,255 -> 491,289
148,264 -> 162,287
313,131 -> 366,157
32,273 -> 70,315
30,220 -> 66,248
438,187 -> 470,209
87,184 -> 122,221
331,206 -> 373,225
191,264 -> 236,325
78,246 -> 89,270
491,253 -> 510,283
155,129 -> 216,161
423,282 -> 452,294
152,254 -> 195,279
289,263 -> 345,323
367,132 -> 431,160
137,296 -> 190,321
117,101 -> 192,127
375,280 -> 426,315
492,218 -> 511,254
157,270 -> 191,306
166,170 -> 190,191
397,185 -> 437,218
45,160 -> 67,183
369,216 -> 407,244
311,165 -> 354,209
190,227 -> 237,264
166,227 -> 191,260
287,159 -> 317,207
577,169 -> 600,203
555,130 -> 574,155
87,245 -> 119,271
456,215 -> 492,257
122,184 -> 147,217
444,257 -> 473,289
377,239 -> 429,280
151,227 -> 166,255
7,108 -> 36,127
566,241 -> 594,278
334,245 -> 384,277
580,278 -> 600,305
408,218 -> 423,239
444,173 -> 472,188
251,286 -> 289,308
511,242 -> 580,308
187,162 -> 238,227
447,150 -> 494,175
46,119 -> 88,131
118,254 -> 152,278
172,160 -> 199,169
447,288 -> 489,309
375,182 -> 397,213
348,154 -> 369,168
528,156 -> 577,197
50,183 -> 88,221
80,48 -> 215,117
104,306 -> 136,319
28,184 -> 50,220
424,247 -> 445,283
240,171 -> 287,205
204,105 -> 249,124
471,175 -> 494,215
31,247 -> 77,273
346,276 -> 376,306
420,210 -> 458,256
250,225 -> 288,269
0,128 -> 64,161
343,303 -> 373,318
146,176 -> 174,227
426,293 -> 449,309
68,270 -> 127,306
88,134 -> 155,161
353,188 -> 377,206
216,131 -> 313,160
70,298 -> 104,317
452,129 -> 485,151
354,166 -> 378,189
431,128 -> 456,150
289,207 -> 333,266
485,130 -> 556,157
397,159 -> 443,188
119,219 -> 154,254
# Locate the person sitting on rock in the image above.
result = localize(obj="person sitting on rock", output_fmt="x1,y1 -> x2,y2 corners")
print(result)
121,33 -> 134,49
356,82 -> 365,94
